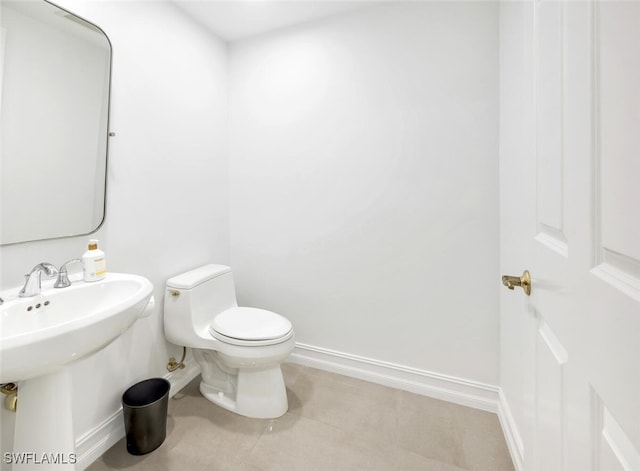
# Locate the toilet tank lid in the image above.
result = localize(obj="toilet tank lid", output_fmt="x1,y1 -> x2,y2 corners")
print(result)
166,264 -> 231,289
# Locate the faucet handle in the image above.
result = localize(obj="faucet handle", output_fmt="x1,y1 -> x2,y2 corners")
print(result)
54,259 -> 82,288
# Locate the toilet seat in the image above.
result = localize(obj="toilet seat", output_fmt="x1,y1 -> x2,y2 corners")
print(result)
209,307 -> 293,346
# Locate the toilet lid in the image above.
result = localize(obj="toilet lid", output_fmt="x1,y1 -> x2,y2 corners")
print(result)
210,307 -> 292,342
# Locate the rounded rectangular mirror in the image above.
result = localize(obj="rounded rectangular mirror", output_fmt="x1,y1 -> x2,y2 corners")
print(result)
0,0 -> 111,245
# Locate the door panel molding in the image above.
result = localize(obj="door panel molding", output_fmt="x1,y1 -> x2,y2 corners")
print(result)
591,2 -> 640,301
593,391 -> 640,471
591,249 -> 640,302
535,0 -> 568,256
535,318 -> 567,471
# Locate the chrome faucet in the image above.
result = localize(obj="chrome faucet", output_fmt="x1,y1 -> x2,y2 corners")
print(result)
19,262 -> 59,297
54,259 -> 82,288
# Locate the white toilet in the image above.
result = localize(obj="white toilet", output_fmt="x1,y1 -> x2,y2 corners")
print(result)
164,264 -> 294,419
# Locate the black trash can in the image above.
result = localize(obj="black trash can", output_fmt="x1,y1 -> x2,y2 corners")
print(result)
122,378 -> 170,455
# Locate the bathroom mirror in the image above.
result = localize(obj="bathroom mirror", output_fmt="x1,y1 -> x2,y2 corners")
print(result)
0,1 -> 111,245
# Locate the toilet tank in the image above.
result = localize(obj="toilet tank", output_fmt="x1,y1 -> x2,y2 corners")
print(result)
164,264 -> 238,346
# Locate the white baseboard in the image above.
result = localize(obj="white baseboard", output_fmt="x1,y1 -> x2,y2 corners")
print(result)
497,388 -> 525,471
290,342 -> 500,413
75,362 -> 200,470
74,409 -> 124,471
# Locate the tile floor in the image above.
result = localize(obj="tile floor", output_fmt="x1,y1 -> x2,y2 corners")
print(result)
88,363 -> 514,471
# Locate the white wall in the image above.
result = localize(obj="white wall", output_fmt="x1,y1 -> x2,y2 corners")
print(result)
0,0 -> 228,466
229,2 -> 499,385
1,1 -> 502,465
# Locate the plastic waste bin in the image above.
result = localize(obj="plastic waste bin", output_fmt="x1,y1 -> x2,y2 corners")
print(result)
122,378 -> 170,455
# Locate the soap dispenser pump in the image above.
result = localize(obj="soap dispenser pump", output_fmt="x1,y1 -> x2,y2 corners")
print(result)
83,239 -> 106,282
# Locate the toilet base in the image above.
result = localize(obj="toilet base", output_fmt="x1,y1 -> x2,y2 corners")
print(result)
199,364 -> 288,419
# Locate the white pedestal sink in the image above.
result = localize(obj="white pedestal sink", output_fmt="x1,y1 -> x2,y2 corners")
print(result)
0,273 -> 154,470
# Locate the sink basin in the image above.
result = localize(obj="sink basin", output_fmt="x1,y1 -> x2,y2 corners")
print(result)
0,273 -> 153,383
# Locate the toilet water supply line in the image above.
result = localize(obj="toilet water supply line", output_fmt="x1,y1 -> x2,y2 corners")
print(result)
0,346 -> 186,412
0,348 -> 185,411
1,383 -> 18,412
167,346 -> 187,372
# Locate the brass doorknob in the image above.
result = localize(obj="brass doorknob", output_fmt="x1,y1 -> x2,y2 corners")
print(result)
501,270 -> 531,296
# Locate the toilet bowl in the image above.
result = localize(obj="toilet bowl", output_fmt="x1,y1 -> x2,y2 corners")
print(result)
164,264 -> 294,419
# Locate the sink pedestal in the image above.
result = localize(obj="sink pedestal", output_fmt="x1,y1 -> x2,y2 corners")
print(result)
1,273 -> 155,470
13,369 -> 76,470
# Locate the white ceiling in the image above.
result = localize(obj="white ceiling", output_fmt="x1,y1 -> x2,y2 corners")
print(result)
172,1 -> 378,42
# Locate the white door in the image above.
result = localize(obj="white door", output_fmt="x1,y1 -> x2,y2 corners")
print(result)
499,2 -> 640,470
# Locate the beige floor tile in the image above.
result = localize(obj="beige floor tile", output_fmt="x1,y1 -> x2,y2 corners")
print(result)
397,391 -> 464,467
292,365 -> 401,405
400,390 -> 457,420
395,448 -> 469,471
450,405 -> 504,440
90,378 -> 265,471
245,413 -> 396,471
286,364 -> 400,447
87,366 -> 514,471
459,431 -> 514,471
397,391 -> 514,471
450,404 -> 514,471
90,436 -> 170,471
